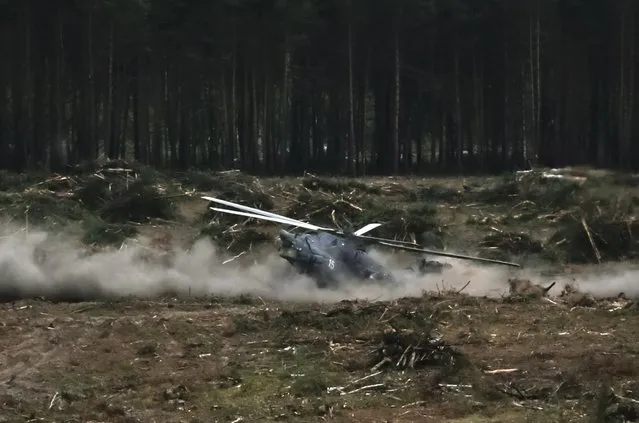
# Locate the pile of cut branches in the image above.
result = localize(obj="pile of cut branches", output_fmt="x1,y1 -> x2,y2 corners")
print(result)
477,171 -> 584,208
288,188 -> 442,242
71,160 -> 176,224
302,175 -> 381,195
548,216 -> 639,264
198,174 -> 291,253
479,230 -> 543,256
199,222 -> 272,255
287,190 -> 369,228
371,330 -> 461,371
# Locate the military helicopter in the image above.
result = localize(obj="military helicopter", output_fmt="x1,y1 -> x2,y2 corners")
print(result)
202,196 -> 521,289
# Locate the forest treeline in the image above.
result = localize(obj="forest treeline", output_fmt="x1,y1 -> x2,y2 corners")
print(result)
0,0 -> 637,175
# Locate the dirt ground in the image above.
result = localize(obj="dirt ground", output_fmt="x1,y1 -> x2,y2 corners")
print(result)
0,293 -> 637,422
0,166 -> 638,422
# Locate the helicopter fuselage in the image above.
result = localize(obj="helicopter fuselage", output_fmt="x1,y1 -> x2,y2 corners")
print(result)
201,195 -> 521,287
277,229 -> 395,288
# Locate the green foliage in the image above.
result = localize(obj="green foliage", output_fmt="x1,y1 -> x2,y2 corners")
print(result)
362,202 -> 439,240
288,188 -> 440,241
407,185 -> 463,203
82,219 -> 139,246
199,222 -> 271,254
549,217 -> 639,264
302,176 -> 381,195
177,171 -> 221,191
98,180 -> 176,223
0,171 -> 46,192
217,184 -> 275,211
76,176 -> 115,211
289,368 -> 337,398
479,231 -> 543,256
476,173 -> 584,211
475,174 -> 520,203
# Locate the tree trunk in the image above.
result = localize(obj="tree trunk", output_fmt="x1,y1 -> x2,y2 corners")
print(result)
49,8 -> 65,171
454,48 -> 462,170
391,20 -> 400,175
347,16 -> 356,176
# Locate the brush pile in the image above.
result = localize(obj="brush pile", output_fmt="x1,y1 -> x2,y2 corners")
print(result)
0,160 -> 181,247
4,161 -> 639,267
479,231 -> 543,256
475,170 -> 585,210
199,224 -> 272,254
199,173 -> 290,252
72,161 -> 175,223
301,175 -> 382,195
469,168 -> 639,264
289,179 -> 442,243
191,173 -> 415,253
547,214 -> 639,264
372,330 -> 461,371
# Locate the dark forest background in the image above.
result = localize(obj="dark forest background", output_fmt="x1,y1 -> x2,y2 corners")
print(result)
0,0 -> 637,176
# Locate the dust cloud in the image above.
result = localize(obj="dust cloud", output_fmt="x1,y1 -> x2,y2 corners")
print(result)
0,222 -> 637,303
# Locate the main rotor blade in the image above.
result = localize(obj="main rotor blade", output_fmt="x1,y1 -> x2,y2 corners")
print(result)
209,207 -> 332,232
354,234 -> 421,247
202,196 -> 315,227
353,223 -> 383,236
207,202 -> 309,227
377,241 -> 521,268
203,195 -> 344,233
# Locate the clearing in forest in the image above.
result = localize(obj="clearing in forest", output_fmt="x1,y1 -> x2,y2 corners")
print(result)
0,163 -> 638,422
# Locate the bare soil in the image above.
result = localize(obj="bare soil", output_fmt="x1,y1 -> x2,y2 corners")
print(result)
0,294 -> 637,422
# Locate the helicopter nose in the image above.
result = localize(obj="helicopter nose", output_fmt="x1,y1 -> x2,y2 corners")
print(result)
279,229 -> 295,245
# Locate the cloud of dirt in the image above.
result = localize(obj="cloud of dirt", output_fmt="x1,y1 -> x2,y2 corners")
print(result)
0,222 -> 637,303
364,247 -> 524,298
544,263 -> 639,298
